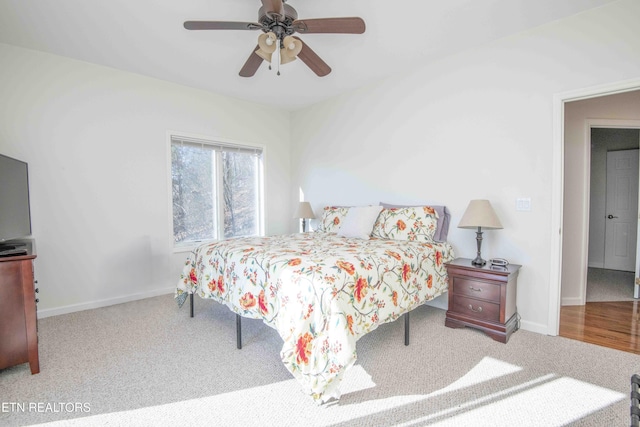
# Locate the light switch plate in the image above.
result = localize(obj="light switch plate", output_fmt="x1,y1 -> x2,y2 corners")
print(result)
516,198 -> 531,211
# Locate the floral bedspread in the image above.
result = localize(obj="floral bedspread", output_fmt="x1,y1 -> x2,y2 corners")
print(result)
176,233 -> 454,403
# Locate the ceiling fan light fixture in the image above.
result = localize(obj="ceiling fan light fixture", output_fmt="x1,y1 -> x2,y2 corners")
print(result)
280,35 -> 302,64
280,52 -> 297,65
256,31 -> 277,63
257,32 -> 277,51
283,35 -> 302,55
279,52 -> 296,64
254,49 -> 273,62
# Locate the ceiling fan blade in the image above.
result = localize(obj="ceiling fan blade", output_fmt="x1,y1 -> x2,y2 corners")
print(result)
293,17 -> 366,34
239,45 -> 264,77
294,37 -> 331,77
260,0 -> 285,17
184,21 -> 262,31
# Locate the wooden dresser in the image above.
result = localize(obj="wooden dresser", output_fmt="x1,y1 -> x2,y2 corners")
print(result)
0,252 -> 39,374
445,258 -> 521,343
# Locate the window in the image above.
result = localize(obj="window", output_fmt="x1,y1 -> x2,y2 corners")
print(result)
170,135 -> 264,247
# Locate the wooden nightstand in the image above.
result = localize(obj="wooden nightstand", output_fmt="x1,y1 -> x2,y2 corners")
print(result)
0,253 -> 39,374
445,258 -> 521,343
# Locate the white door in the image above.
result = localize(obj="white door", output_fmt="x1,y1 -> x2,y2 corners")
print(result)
604,149 -> 639,272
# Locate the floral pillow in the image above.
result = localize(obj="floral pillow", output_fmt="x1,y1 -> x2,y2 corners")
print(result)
316,206 -> 350,233
371,206 -> 439,242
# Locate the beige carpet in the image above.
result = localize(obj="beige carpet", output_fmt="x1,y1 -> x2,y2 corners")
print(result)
586,267 -> 637,302
0,294 -> 637,426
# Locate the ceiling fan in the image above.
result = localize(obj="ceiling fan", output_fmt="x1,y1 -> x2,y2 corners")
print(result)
184,0 -> 366,77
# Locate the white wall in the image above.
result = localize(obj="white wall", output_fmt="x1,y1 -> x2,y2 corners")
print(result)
0,43 -> 291,316
562,92 -> 640,305
291,0 -> 640,334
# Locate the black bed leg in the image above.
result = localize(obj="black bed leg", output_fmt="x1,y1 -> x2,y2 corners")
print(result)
236,314 -> 242,350
190,294 -> 194,318
404,312 -> 410,346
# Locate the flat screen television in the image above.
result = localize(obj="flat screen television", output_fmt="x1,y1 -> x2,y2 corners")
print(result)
0,153 -> 32,244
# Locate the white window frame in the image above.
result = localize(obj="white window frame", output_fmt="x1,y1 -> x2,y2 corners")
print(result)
168,131 -> 265,252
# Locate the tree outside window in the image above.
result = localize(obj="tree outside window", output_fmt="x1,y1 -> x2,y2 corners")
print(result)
171,136 -> 263,246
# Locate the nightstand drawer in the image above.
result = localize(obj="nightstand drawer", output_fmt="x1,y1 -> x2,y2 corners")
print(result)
452,277 -> 500,302
451,295 -> 500,323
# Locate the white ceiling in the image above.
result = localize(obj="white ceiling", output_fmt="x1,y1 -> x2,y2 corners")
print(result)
0,0 -> 617,110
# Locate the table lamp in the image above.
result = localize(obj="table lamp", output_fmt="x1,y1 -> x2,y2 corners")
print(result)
458,199 -> 503,266
294,201 -> 315,232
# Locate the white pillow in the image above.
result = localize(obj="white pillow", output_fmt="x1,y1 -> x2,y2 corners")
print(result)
337,206 -> 384,239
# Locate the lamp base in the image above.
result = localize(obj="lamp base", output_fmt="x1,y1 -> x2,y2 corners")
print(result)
471,256 -> 486,267
471,227 -> 486,266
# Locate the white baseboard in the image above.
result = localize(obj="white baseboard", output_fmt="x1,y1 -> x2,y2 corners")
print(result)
561,296 -> 584,306
37,287 -> 175,319
519,319 -> 550,336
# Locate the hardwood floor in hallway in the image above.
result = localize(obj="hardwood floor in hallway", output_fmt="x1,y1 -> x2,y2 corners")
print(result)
559,300 -> 640,355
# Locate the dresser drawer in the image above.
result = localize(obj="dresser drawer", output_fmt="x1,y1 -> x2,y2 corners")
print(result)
451,295 -> 500,323
452,276 -> 501,302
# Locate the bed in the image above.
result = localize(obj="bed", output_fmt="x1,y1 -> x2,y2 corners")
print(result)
176,205 -> 455,403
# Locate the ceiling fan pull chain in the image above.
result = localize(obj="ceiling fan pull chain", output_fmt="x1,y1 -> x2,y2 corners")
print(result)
276,39 -> 281,76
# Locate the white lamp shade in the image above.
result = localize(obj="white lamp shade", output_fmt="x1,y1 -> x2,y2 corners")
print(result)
293,201 -> 316,219
458,199 -> 503,230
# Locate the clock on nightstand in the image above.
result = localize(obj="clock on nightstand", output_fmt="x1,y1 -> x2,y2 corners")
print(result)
444,258 -> 521,343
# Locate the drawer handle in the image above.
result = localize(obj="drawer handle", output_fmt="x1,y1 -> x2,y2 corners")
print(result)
469,286 -> 482,292
468,304 -> 483,313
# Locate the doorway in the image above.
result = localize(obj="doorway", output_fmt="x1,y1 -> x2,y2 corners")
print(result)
587,130 -> 640,302
587,128 -> 640,304
550,84 -> 640,337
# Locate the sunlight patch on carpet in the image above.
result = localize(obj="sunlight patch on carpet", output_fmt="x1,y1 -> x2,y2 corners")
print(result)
428,356 -> 522,398
33,365 -> 379,426
398,376 -> 625,426
32,359 -> 625,426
